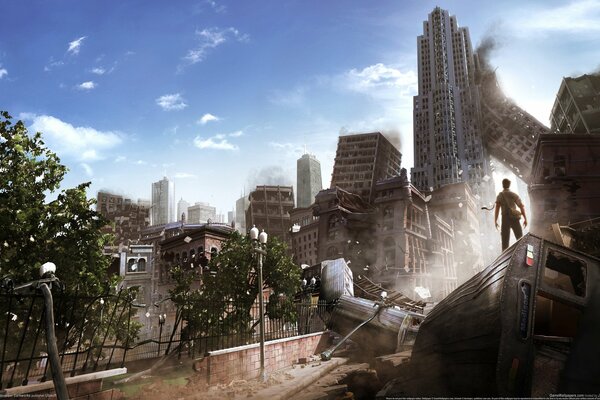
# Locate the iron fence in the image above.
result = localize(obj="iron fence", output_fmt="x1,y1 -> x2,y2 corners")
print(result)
124,299 -> 330,362
1,284 -> 329,390
0,285 -> 135,390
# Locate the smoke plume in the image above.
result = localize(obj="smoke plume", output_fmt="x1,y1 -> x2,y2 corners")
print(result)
475,23 -> 504,74
246,165 -> 293,191
381,129 -> 402,153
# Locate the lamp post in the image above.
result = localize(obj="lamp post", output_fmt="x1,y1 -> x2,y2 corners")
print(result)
13,262 -> 69,400
249,225 -> 268,382
157,313 -> 166,356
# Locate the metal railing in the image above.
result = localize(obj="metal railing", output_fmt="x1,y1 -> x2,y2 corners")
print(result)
123,299 -> 330,362
0,285 -> 135,390
1,285 -> 329,389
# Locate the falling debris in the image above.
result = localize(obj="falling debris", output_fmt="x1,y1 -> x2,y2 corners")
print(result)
184,236 -> 192,243
482,175 -> 491,182
458,202 -> 463,208
414,286 -> 431,299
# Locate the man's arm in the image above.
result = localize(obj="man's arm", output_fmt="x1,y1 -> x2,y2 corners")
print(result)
519,203 -> 528,228
494,202 -> 500,229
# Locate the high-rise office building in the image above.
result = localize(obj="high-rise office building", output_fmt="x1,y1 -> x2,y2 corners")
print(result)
297,153 -> 323,208
411,7 -> 493,202
151,176 -> 175,225
235,194 -> 249,234
550,74 -> 600,135
330,132 -> 402,204
177,198 -> 189,222
187,202 -> 216,224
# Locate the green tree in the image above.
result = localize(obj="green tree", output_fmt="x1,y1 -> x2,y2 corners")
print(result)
170,231 -> 301,351
0,111 -> 113,290
0,111 -> 137,372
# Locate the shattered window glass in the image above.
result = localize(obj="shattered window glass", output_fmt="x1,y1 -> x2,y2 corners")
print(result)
542,250 -> 586,297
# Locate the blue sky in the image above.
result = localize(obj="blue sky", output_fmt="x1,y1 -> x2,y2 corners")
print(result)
1,0 -> 599,215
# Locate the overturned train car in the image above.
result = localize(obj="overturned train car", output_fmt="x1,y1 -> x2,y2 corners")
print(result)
384,233 -> 600,397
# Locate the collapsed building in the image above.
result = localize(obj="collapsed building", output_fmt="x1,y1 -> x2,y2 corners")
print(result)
314,169 -> 457,302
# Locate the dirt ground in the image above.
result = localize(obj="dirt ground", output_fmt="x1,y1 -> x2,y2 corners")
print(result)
114,357 -> 352,400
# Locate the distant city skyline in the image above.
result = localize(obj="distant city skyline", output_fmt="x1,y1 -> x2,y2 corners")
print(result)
1,1 -> 599,212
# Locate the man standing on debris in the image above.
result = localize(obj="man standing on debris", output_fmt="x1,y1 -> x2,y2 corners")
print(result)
495,178 -> 528,251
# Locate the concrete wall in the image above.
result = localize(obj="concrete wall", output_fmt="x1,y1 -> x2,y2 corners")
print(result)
192,331 -> 330,385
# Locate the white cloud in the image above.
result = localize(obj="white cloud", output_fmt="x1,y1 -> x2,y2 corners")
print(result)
44,59 -> 64,72
229,130 -> 243,137
115,156 -> 126,162
77,81 -> 96,90
156,93 -> 188,111
67,36 -> 87,55
80,163 -> 93,177
91,67 -> 106,75
199,113 -> 220,124
26,114 -> 122,161
174,172 -> 198,179
268,86 -> 306,107
0,67 -> 7,79
205,0 -> 226,13
181,27 -> 249,67
342,63 -> 417,99
193,135 -> 238,150
511,0 -> 600,35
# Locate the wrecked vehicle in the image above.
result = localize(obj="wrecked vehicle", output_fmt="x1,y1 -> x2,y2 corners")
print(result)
380,233 -> 600,397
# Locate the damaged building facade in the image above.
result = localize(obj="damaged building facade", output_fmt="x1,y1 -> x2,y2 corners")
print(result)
330,132 -> 402,204
245,185 -> 295,243
550,74 -> 600,135
313,169 -> 456,302
289,205 -> 320,267
427,182 -> 484,283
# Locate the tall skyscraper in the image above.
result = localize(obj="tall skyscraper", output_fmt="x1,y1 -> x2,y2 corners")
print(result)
411,7 -> 493,202
235,194 -> 249,234
151,176 -> 175,225
297,153 -> 323,208
330,132 -> 402,204
177,198 -> 189,222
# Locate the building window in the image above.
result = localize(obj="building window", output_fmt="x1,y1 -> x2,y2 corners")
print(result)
383,206 -> 394,218
328,215 -> 341,229
553,155 -> 566,177
127,258 -> 146,273
326,246 -> 339,258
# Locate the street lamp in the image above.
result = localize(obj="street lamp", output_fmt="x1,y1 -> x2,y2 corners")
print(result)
157,313 -> 166,356
13,262 -> 68,400
249,225 -> 268,382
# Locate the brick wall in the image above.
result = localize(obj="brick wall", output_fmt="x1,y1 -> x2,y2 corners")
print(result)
193,331 -> 330,384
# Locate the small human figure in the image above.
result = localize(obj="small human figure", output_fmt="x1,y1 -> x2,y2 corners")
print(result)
494,178 -> 528,251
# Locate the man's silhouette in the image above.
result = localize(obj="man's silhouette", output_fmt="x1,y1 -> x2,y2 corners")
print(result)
494,178 -> 528,251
